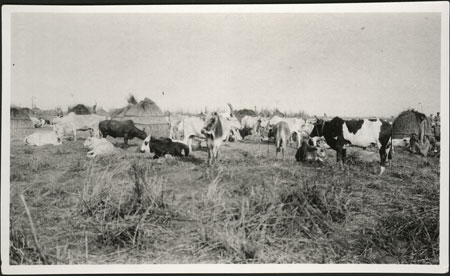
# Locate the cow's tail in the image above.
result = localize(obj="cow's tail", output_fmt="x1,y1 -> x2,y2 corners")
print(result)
277,137 -> 283,151
388,128 -> 393,160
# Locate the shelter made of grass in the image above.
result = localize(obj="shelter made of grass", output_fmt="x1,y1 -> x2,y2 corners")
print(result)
392,109 -> 432,139
112,96 -> 170,138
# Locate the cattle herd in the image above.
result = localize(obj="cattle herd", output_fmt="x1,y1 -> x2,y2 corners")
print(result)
23,103 -> 429,176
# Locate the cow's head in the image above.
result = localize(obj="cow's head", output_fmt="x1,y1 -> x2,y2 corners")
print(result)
315,146 -> 327,161
140,133 -> 152,153
201,112 -> 223,140
259,117 -> 270,128
310,119 -> 325,138
84,136 -> 95,148
52,124 -> 64,138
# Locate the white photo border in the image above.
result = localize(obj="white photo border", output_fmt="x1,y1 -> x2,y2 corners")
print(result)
2,2 -> 449,274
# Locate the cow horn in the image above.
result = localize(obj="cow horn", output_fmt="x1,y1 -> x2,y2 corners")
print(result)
227,103 -> 234,116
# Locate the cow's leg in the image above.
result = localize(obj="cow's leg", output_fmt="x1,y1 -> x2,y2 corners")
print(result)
212,146 -> 219,163
187,136 -> 193,154
208,147 -> 213,165
379,146 -> 388,176
73,129 -> 77,141
123,135 -> 128,149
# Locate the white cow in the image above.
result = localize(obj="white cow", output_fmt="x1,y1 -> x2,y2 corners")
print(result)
24,125 -> 64,146
53,112 -> 106,141
182,104 -> 241,152
269,116 -> 306,148
169,114 -> 188,140
241,116 -> 270,135
392,137 -> 410,148
83,136 -> 115,158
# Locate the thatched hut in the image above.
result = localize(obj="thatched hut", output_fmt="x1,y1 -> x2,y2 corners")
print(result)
68,104 -> 92,115
95,107 -> 110,117
235,109 -> 257,121
32,108 -> 61,121
392,109 -> 432,140
10,107 -> 34,139
112,97 -> 169,137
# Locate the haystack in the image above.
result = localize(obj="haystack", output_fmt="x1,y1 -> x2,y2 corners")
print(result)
392,109 -> 432,139
10,107 -> 34,139
68,104 -> 92,115
112,97 -> 169,137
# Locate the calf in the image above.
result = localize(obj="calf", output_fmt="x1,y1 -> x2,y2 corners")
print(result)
392,138 -> 410,148
24,125 -> 64,146
99,120 -> 147,148
83,136 -> 115,158
295,140 -> 327,162
239,127 -> 254,140
274,121 -> 290,160
140,135 -> 189,159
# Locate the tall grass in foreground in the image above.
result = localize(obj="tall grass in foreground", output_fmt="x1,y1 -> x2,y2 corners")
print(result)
78,160 -> 176,247
10,151 -> 439,264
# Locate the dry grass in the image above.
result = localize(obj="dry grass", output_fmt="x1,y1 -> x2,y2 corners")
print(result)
9,134 -> 440,264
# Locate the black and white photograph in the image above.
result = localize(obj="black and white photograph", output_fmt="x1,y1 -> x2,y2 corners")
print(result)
1,2 -> 449,274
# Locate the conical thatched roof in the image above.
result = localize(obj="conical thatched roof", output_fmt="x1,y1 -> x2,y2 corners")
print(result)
392,109 -> 432,139
95,107 -> 109,117
11,107 -> 32,119
68,104 -> 92,115
235,109 -> 257,121
113,97 -> 164,118
32,108 -> 61,120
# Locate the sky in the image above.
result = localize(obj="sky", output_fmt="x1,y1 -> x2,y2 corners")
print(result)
9,12 -> 442,117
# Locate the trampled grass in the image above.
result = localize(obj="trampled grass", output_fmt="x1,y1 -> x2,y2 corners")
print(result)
9,133 -> 440,264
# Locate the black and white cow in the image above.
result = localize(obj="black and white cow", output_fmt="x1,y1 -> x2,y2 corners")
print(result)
310,117 -> 393,175
140,135 -> 189,159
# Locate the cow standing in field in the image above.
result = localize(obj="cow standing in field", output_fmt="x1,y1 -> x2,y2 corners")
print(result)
182,103 -> 241,153
272,121 -> 291,160
201,111 -> 235,165
99,120 -> 147,148
310,117 -> 393,175
53,112 -> 106,141
241,115 -> 270,136
269,116 -> 306,148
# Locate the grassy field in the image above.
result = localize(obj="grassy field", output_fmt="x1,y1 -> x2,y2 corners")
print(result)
9,130 -> 440,264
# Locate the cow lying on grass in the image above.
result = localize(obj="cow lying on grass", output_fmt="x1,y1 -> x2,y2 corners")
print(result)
140,135 -> 190,159
83,136 -> 115,158
24,125 -> 64,146
295,140 -> 327,162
